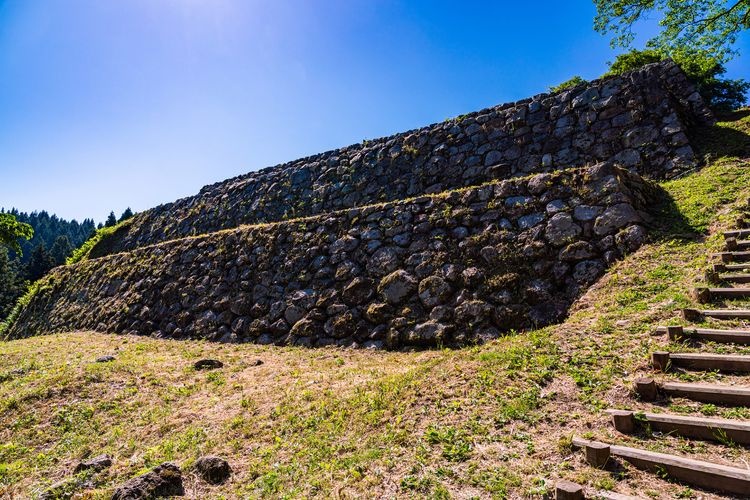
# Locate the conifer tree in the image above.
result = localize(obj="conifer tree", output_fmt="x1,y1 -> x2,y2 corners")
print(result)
50,235 -> 74,265
25,244 -> 55,282
118,207 -> 134,222
104,211 -> 118,228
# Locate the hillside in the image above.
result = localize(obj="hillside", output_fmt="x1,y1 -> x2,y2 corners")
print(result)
0,110 -> 748,499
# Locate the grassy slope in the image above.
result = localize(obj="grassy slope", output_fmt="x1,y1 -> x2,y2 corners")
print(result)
1,111 -> 749,499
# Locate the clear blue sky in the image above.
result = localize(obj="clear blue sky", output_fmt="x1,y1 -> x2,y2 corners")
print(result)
0,1 -> 747,223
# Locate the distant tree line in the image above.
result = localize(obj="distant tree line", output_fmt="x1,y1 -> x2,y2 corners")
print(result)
0,208 -> 134,321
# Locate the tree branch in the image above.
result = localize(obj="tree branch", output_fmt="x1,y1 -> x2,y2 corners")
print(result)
694,0 -> 746,31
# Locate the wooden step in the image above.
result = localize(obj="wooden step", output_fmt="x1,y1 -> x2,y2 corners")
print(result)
635,377 -> 750,406
724,229 -> 750,239
715,251 -> 750,263
706,272 -> 750,284
555,480 -> 584,500
694,286 -> 750,303
683,308 -> 750,321
725,237 -> 750,251
721,274 -> 750,284
606,409 -> 750,445
652,351 -> 750,372
657,325 -> 750,344
572,437 -> 750,496
714,263 -> 750,273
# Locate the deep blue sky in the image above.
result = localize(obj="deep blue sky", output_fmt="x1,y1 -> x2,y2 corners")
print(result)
1,1 -> 747,223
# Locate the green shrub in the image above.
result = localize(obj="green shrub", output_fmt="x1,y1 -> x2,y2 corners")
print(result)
549,75 -> 587,93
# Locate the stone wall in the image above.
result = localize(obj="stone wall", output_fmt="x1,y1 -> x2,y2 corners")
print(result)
92,60 -> 710,257
6,163 -> 661,349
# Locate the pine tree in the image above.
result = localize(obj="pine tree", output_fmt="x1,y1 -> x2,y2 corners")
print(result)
25,244 -> 55,282
50,235 -> 74,265
118,207 -> 134,222
105,211 -> 118,228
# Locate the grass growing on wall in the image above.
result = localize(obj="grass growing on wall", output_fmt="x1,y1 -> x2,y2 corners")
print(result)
0,280 -> 47,339
67,219 -> 133,265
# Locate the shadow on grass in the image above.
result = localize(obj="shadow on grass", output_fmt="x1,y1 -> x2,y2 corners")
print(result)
691,108 -> 750,161
647,188 -> 706,243
646,108 -> 750,242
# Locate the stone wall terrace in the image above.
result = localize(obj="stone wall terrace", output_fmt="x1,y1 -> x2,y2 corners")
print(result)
7,163 -> 661,349
91,60 -> 710,257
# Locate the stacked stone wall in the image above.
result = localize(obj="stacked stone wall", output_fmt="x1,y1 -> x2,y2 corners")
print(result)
7,163 -> 660,349
92,60 -> 710,257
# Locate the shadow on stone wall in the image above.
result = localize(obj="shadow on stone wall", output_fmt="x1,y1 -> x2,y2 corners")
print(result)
644,108 -> 750,243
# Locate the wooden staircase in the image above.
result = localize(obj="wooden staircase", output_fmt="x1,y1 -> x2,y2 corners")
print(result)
566,207 -> 750,498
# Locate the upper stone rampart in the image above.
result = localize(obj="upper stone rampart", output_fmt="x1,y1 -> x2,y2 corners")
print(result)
91,59 -> 712,257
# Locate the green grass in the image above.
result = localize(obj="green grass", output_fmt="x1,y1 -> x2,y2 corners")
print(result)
657,157 -> 750,234
67,218 -> 133,265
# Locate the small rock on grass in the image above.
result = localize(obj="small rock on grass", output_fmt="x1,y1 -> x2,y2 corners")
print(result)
95,355 -> 116,363
194,456 -> 232,485
111,462 -> 184,500
74,454 -> 112,473
193,359 -> 223,370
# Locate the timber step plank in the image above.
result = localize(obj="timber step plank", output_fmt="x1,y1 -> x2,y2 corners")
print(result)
719,274 -> 750,284
724,237 -> 750,251
706,272 -> 750,284
652,351 -> 750,372
683,308 -> 750,321
606,409 -> 750,445
572,437 -> 750,496
693,286 -> 750,303
724,229 -> 750,239
656,325 -> 750,344
714,263 -> 750,273
635,377 -> 750,406
714,251 -> 750,263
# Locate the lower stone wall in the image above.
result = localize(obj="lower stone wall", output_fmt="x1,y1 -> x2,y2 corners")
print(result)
6,163 -> 661,349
